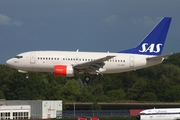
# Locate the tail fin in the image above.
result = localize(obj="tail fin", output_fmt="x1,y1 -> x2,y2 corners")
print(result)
119,17 -> 172,56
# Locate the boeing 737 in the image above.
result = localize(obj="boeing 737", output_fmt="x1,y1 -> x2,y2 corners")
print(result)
136,108 -> 180,120
6,17 -> 172,81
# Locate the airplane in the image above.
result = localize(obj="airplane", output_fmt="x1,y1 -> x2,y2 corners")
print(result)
136,108 -> 180,120
6,17 -> 172,81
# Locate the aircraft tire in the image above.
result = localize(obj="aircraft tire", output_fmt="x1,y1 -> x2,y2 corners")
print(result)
26,74 -> 29,79
84,76 -> 90,82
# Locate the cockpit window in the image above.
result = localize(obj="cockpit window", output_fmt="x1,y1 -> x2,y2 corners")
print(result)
139,113 -> 146,115
15,56 -> 23,59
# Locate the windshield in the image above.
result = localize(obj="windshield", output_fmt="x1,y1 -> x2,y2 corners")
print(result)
15,56 -> 23,59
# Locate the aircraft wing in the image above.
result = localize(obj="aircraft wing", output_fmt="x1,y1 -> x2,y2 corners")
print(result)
73,56 -> 115,72
147,53 -> 173,60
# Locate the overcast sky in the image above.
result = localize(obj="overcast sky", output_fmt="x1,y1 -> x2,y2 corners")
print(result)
0,0 -> 180,64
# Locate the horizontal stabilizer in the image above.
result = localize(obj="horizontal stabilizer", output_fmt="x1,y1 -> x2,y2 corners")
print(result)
147,53 -> 173,60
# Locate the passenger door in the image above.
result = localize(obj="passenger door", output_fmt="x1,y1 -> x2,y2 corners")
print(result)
129,56 -> 134,67
30,53 -> 36,64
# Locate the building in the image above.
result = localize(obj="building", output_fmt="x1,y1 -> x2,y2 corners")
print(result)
0,105 -> 30,119
0,100 -> 62,119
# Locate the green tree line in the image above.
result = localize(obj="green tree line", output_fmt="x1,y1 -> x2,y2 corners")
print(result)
1,53 -> 180,102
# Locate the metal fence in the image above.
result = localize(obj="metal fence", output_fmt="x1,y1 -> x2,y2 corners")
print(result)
61,110 -> 130,118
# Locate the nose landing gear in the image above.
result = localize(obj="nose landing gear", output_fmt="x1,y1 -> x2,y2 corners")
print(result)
26,73 -> 29,79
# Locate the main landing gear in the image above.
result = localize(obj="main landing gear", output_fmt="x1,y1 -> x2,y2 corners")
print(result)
83,72 -> 103,82
84,76 -> 90,82
84,73 -> 90,82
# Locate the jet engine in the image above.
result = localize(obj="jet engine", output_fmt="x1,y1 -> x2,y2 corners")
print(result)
54,65 -> 74,77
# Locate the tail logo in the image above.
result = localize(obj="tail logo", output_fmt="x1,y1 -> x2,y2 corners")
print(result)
139,43 -> 162,53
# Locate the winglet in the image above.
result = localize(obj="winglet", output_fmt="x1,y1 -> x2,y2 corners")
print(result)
119,17 -> 172,56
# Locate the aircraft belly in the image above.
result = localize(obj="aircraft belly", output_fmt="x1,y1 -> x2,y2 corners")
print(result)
141,115 -> 180,120
31,64 -> 53,72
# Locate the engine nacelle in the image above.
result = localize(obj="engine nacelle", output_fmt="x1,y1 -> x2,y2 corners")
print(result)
54,65 -> 74,77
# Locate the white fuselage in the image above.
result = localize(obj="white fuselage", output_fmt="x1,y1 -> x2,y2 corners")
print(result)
6,51 -> 163,76
6,17 -> 172,77
138,108 -> 180,120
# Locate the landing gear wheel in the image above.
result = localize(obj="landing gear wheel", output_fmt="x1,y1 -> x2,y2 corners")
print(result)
26,74 -> 29,79
84,76 -> 90,82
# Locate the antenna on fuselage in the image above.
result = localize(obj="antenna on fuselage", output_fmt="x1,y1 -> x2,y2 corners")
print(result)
76,49 -> 79,52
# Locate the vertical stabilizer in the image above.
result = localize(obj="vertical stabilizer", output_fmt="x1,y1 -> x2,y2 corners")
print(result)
119,17 -> 172,56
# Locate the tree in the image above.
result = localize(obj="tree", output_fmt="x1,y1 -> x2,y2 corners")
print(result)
61,80 -> 81,101
78,87 -> 94,102
141,92 -> 157,101
165,85 -> 180,102
0,90 -> 5,99
107,88 -> 125,101
126,78 -> 147,100
164,53 -> 180,67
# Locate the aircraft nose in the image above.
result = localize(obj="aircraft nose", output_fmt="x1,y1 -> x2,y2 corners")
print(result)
136,115 -> 140,120
6,59 -> 13,66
